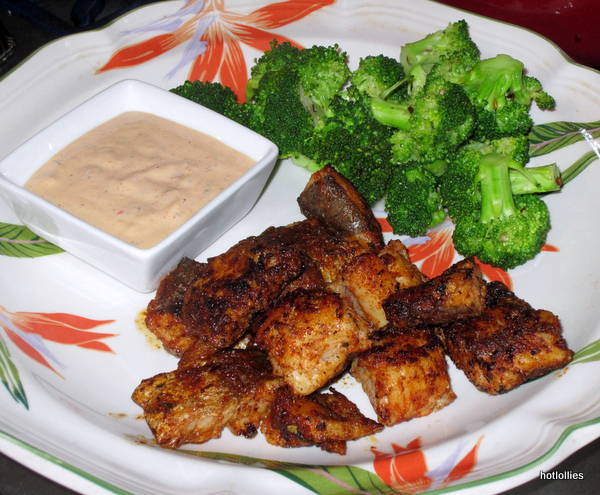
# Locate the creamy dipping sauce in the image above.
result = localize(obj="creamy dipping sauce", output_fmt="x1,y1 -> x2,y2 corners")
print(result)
25,111 -> 255,248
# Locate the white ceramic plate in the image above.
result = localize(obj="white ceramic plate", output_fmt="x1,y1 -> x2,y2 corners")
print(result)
1,1 -> 600,494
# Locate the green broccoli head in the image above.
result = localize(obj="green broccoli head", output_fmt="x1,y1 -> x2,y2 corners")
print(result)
170,79 -> 256,128
439,142 -> 487,221
245,42 -> 351,158
462,55 -> 556,140
453,194 -> 550,269
300,91 -> 394,204
385,162 -> 446,237
524,76 -> 556,110
222,102 -> 255,128
463,54 -> 555,111
350,54 -> 406,101
378,75 -> 475,163
248,42 -> 350,128
472,99 -> 533,140
400,20 -> 480,76
427,50 -> 480,86
246,41 -> 302,100
446,152 -> 551,269
486,136 -> 530,165
486,136 -> 561,193
250,66 -> 315,159
440,141 -> 559,222
296,44 -> 350,119
170,80 -> 240,113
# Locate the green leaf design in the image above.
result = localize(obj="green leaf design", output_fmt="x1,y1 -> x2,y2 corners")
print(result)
561,150 -> 598,186
181,450 -> 394,495
571,338 -> 600,365
529,120 -> 600,157
0,222 -> 63,257
0,334 -> 28,408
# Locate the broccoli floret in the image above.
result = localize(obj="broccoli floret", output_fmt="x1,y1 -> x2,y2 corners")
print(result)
222,101 -> 255,128
170,80 -> 239,113
249,66 -> 315,159
427,51 -> 481,86
453,187 -> 550,269
296,44 -> 350,121
453,194 -> 550,269
298,91 -> 394,203
487,136 -> 562,194
372,74 -> 475,163
246,41 -> 302,101
472,99 -> 533,140
524,75 -> 556,110
441,150 -> 552,268
440,143 -> 488,221
245,42 -> 351,158
248,42 -> 350,125
487,135 -> 530,165
440,140 -> 561,221
350,55 -> 407,101
400,20 -> 480,77
170,80 -> 256,128
463,54 -> 555,110
385,162 -> 446,237
461,55 -> 555,140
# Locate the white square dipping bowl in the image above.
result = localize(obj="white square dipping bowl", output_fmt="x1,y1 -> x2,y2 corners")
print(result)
0,79 -> 278,292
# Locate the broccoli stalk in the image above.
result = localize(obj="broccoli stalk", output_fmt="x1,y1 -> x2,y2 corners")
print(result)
441,140 -> 560,217
510,163 -> 562,194
370,97 -> 411,129
478,154 -> 518,221
480,137 -> 563,194
478,156 -> 560,214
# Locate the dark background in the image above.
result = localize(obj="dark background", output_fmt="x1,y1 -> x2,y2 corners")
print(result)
0,1 -> 599,495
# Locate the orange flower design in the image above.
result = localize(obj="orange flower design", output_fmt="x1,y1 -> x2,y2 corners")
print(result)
406,227 -> 456,280
372,438 -> 432,494
98,0 -> 335,101
0,306 -> 116,377
372,436 -> 483,493
473,258 -> 513,290
379,216 -> 562,289
541,244 -> 559,252
406,227 -> 515,289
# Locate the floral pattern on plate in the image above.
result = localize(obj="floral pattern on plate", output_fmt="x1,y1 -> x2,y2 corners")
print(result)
0,307 -> 116,407
2,1 -> 600,495
371,437 -> 482,494
98,0 -> 335,99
